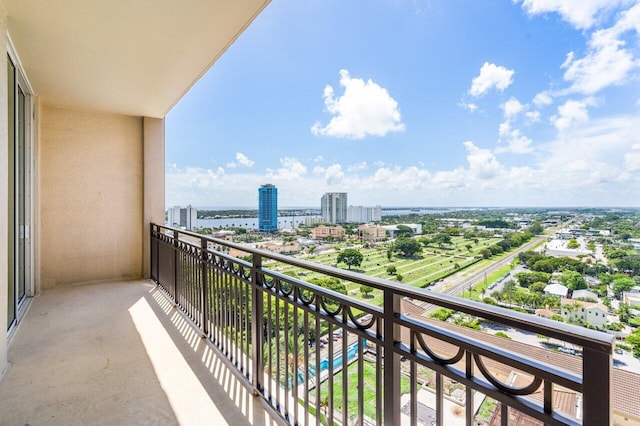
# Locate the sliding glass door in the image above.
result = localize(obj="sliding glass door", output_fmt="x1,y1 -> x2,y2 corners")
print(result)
7,54 -> 32,331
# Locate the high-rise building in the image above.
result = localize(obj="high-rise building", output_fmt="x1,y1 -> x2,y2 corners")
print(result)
259,184 -> 278,232
167,205 -> 197,230
347,205 -> 382,223
321,192 -> 347,224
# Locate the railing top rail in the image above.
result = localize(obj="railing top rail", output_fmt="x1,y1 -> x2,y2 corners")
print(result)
153,223 -> 615,353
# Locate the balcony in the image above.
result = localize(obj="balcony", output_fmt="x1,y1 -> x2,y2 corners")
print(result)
143,225 -> 617,425
0,279 -> 283,425
0,224 -> 620,425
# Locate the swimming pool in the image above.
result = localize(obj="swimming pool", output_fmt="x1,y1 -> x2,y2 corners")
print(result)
295,341 -> 362,384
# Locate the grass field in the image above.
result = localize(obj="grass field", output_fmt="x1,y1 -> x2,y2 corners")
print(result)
263,236 -> 503,306
317,359 -> 410,420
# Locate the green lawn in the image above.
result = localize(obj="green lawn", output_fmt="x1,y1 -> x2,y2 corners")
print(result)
263,235 -> 523,308
317,359 -> 410,420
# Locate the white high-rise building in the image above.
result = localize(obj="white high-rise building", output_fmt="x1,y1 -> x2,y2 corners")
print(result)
167,205 -> 198,230
347,205 -> 382,223
321,192 -> 347,224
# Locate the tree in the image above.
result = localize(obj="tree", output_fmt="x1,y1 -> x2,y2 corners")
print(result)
394,238 -> 422,257
530,281 -> 547,293
336,248 -> 363,270
528,221 -> 544,235
481,248 -> 492,259
429,307 -> 454,321
612,276 -> 635,298
567,239 -> 580,249
309,277 -> 347,295
396,225 -> 413,236
396,274 -> 404,282
616,255 -> 640,275
559,270 -> 587,290
617,303 -> 632,323
626,328 -> 640,357
432,232 -> 452,248
516,271 -> 551,287
386,265 -> 397,275
360,285 -> 374,297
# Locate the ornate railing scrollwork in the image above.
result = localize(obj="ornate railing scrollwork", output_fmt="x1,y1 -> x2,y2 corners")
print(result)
414,332 -> 465,365
473,353 -> 543,396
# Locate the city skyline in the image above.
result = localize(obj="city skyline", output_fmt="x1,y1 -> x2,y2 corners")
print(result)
166,1 -> 640,208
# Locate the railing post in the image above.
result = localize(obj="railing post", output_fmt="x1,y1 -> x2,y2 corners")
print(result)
251,254 -> 264,395
582,345 -> 612,425
201,238 -> 209,337
383,289 -> 401,425
173,229 -> 179,304
150,223 -> 156,282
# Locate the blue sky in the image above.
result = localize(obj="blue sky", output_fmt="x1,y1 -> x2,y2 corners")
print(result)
166,0 -> 640,209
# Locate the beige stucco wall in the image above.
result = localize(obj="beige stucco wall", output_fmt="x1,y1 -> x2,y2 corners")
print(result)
39,106 -> 143,287
142,117 -> 165,279
0,3 -> 9,377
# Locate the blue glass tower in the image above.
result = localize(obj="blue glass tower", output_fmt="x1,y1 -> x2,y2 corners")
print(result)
258,184 -> 278,232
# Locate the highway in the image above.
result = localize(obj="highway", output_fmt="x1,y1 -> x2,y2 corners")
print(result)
420,235 -> 548,311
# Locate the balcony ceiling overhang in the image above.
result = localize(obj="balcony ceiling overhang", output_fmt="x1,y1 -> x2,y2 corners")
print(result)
4,0 -> 270,118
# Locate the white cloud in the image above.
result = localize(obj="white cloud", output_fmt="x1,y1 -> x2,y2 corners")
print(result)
551,99 -> 590,131
324,164 -> 345,185
502,97 -> 525,118
311,69 -> 405,139
562,30 -> 638,95
496,128 -> 534,154
459,101 -> 478,112
516,0 -> 632,30
313,155 -> 324,163
533,92 -> 553,107
347,161 -> 368,172
540,115 -> 640,172
226,152 -> 255,168
496,97 -> 534,154
464,141 -> 502,179
266,157 -> 308,180
312,163 -> 346,184
166,116 -> 640,208
526,111 -> 541,123
624,143 -> 640,171
468,62 -> 515,97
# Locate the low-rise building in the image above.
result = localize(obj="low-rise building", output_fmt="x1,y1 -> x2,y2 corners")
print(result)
534,308 -> 555,319
311,225 -> 345,240
571,289 -> 599,302
544,283 -> 569,298
560,298 -> 608,328
622,291 -> 640,308
357,224 -> 387,242
382,223 -> 422,238
260,240 -> 299,255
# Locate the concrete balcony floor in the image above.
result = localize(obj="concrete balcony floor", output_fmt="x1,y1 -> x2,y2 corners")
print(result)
0,280 -> 283,426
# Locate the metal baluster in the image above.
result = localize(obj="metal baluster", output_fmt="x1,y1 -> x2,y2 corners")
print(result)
251,254 -> 263,394
383,290 -> 401,425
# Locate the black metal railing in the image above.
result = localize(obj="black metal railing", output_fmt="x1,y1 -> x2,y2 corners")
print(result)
150,224 -> 613,426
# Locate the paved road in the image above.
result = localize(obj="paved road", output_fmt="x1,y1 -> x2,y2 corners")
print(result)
420,235 -> 547,311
